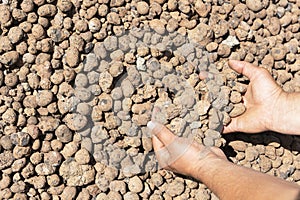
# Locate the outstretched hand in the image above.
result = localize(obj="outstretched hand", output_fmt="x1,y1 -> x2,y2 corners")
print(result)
223,60 -> 287,134
147,121 -> 225,178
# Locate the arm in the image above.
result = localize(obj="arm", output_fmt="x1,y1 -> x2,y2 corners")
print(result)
197,155 -> 300,200
147,121 -> 300,200
224,60 -> 300,135
272,92 -> 300,135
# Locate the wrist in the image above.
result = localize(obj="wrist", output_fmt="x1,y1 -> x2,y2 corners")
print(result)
192,148 -> 228,181
268,91 -> 298,134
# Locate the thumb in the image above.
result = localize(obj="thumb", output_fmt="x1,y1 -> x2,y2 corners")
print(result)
228,60 -> 260,80
223,109 -> 262,134
147,121 -> 176,146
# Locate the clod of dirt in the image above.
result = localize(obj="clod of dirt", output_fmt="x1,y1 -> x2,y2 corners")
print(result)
59,159 -> 95,186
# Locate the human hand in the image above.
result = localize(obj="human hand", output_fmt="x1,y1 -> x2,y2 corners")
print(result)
147,121 -> 226,178
223,60 -> 287,134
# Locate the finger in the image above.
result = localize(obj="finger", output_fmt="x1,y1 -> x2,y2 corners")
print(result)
147,121 -> 176,146
223,110 -> 260,134
152,135 -> 165,152
228,60 -> 260,80
154,147 -> 171,169
199,71 -> 209,80
151,106 -> 161,121
199,71 -> 214,80
223,117 -> 239,133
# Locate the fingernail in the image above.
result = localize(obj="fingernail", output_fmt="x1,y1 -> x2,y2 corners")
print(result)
147,121 -> 156,131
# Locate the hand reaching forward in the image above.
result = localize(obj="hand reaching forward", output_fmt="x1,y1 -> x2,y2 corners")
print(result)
147,121 -> 226,178
223,60 -> 287,134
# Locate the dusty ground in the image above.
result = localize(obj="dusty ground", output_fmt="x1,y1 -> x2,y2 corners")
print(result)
0,0 -> 300,199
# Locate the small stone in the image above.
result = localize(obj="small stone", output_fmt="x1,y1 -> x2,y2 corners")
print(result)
37,4 -> 57,17
10,181 -> 26,193
10,132 -> 30,147
246,0 -> 263,12
124,192 -> 140,200
128,176 -> 143,193
245,146 -> 259,162
259,155 -> 272,173
1,4 -> 11,23
0,135 -> 13,150
197,100 -> 211,116
35,163 -> 56,175
0,151 -> 14,170
137,1 -> 149,15
194,0 -> 210,17
109,180 -> 127,194
75,148 -> 91,164
229,141 -> 247,151
97,93 -> 113,112
61,186 -> 77,199
229,103 -> 246,118
38,116 -> 60,132
0,51 -> 19,66
267,17 -> 281,36
55,124 -> 73,143
217,44 -> 231,57
65,47 -> 80,67
206,42 -> 218,52
26,176 -> 46,189
57,0 -> 73,12
32,24 -> 46,40
149,19 -> 166,35
63,113 -> 88,131
61,141 -> 79,158
221,36 -> 239,48
84,53 -> 99,72
109,61 -> 124,77
59,159 -> 95,186
2,108 -> 17,124
8,26 -> 23,44
44,151 -> 62,167
166,178 -> 185,197
230,91 -> 242,103
36,90 -> 53,107
99,71 -> 113,92
271,47 -> 287,61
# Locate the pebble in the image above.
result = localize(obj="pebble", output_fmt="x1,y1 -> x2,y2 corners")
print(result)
0,151 -> 14,170
229,141 -> 247,151
124,192 -> 140,200
150,19 -> 166,35
63,113 -> 88,131
229,103 -> 246,118
8,27 -> 23,44
57,0 -> 73,12
59,159 -> 95,186
37,4 -> 57,17
128,176 -> 144,193
137,2 -> 150,15
36,90 -> 53,107
65,47 -> 80,67
271,46 -> 287,61
10,132 -> 30,147
246,0 -> 264,12
75,148 -> 91,165
0,5 -> 12,26
245,146 -> 259,162
166,178 -> 185,197
0,51 -> 20,66
35,163 -> 56,175
44,151 -> 62,167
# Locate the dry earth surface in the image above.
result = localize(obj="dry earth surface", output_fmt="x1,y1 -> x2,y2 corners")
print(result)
0,0 -> 300,199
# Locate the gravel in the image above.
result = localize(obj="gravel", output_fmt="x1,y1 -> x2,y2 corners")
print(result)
0,0 -> 300,199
